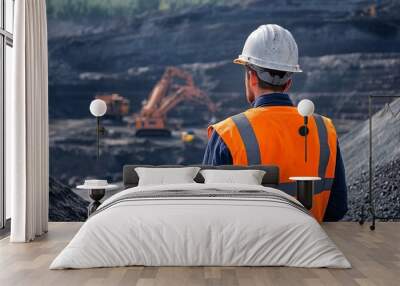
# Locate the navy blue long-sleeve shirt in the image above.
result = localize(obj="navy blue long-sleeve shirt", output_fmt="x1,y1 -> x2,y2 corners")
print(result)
203,93 -> 348,221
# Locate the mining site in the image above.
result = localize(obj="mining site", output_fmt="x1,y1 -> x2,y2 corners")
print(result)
47,0 -> 400,221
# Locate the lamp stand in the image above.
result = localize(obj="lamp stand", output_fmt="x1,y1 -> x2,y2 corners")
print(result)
304,116 -> 308,162
95,117 -> 106,160
298,116 -> 309,163
96,117 -> 100,160
359,95 -> 400,230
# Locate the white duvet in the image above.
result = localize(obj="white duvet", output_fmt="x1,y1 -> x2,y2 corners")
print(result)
50,183 -> 351,269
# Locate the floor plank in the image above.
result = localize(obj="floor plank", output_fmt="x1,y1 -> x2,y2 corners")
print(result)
0,222 -> 399,286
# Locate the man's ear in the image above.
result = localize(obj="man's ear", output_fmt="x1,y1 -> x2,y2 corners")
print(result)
283,79 -> 292,92
249,70 -> 259,86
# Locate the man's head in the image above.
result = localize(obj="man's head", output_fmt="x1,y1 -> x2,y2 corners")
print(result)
244,65 -> 292,104
234,24 -> 302,104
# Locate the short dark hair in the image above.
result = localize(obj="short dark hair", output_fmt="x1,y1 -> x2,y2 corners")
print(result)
246,66 -> 289,92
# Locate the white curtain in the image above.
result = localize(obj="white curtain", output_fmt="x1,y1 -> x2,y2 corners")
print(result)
7,0 -> 49,242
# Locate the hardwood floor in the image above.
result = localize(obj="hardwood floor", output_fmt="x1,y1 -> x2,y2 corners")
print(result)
0,222 -> 399,286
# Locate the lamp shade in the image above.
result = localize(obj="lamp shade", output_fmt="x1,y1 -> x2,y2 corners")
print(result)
297,99 -> 315,117
89,99 -> 107,117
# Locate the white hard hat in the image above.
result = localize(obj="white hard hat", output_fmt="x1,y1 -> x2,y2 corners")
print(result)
234,24 -> 302,73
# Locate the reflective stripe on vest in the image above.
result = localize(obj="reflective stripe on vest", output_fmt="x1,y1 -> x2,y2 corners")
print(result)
231,114 -> 261,165
278,178 -> 334,196
314,114 -> 330,195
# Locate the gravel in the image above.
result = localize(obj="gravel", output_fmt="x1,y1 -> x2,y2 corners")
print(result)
344,158 -> 400,221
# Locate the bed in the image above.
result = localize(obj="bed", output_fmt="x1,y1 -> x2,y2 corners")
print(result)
50,165 -> 350,269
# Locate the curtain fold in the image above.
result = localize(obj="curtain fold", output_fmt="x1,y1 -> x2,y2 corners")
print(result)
8,0 -> 49,242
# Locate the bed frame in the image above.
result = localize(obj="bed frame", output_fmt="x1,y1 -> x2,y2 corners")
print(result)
123,165 -> 280,189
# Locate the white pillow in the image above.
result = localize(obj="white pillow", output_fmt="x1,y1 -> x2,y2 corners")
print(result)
200,169 -> 266,185
135,167 -> 200,186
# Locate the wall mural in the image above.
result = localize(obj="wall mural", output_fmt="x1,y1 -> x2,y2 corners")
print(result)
47,0 -> 400,221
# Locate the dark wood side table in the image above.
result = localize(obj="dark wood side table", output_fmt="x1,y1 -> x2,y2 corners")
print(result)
77,183 -> 118,217
289,177 -> 321,210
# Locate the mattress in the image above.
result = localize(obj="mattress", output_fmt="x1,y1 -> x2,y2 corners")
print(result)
50,183 -> 351,269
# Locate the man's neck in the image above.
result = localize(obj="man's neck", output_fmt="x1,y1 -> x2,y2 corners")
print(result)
252,92 -> 293,108
253,89 -> 281,99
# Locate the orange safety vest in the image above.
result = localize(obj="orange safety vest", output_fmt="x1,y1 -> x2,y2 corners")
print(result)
208,106 -> 337,222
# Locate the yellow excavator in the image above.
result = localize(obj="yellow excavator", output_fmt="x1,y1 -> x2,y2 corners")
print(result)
134,67 -> 217,137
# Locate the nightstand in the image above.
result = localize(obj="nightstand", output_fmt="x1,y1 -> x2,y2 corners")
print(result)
289,177 -> 321,210
77,182 -> 118,217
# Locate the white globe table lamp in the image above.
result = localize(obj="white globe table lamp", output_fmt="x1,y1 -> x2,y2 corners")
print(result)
297,99 -> 315,117
289,99 -> 319,210
90,99 -> 107,117
89,99 -> 107,160
297,99 -> 315,162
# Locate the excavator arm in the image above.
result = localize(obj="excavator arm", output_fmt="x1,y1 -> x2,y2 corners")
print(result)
140,67 -> 193,117
157,86 -> 216,117
134,66 -> 216,136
